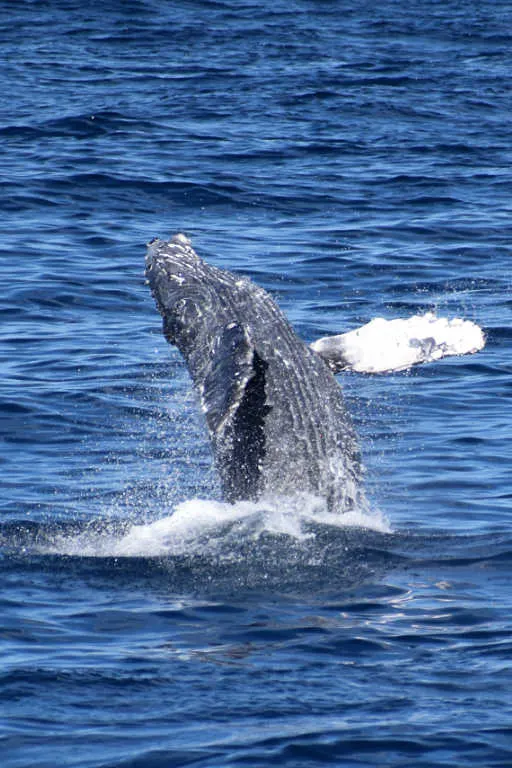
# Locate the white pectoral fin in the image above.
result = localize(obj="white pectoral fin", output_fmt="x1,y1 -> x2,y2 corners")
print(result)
311,313 -> 486,374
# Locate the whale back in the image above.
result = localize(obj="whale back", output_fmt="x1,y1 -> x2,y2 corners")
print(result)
145,235 -> 362,511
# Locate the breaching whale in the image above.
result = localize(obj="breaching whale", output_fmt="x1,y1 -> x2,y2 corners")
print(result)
145,234 -> 486,511
145,234 -> 363,512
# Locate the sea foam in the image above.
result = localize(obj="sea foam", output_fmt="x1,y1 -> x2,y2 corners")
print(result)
40,495 -> 390,559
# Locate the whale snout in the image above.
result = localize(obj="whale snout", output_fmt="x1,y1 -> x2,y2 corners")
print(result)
145,233 -> 194,271
145,234 -> 219,351
144,234 -> 204,295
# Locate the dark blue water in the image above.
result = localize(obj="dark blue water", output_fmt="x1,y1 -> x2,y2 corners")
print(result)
2,1 -> 511,766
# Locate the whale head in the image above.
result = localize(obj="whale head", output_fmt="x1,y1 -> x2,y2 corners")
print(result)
145,234 -> 227,355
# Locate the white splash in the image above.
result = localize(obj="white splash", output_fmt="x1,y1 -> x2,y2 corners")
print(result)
41,496 -> 390,558
114,497 -> 390,557
311,312 -> 485,374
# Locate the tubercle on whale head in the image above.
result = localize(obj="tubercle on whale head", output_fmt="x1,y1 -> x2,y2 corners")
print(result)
145,233 -> 197,272
170,233 -> 192,247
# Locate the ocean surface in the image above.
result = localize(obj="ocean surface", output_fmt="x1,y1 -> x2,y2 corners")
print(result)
1,1 -> 511,766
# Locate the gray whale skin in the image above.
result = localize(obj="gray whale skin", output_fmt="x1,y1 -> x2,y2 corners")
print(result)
145,234 -> 362,512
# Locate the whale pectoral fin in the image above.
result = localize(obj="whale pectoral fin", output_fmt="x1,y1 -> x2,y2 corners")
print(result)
201,323 -> 256,435
310,334 -> 351,373
311,314 -> 486,374
201,323 -> 270,502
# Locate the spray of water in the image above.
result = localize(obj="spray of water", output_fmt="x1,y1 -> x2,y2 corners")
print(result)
39,494 -> 390,559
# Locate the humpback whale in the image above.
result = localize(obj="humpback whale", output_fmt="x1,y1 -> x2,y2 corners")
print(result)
145,234 -> 363,512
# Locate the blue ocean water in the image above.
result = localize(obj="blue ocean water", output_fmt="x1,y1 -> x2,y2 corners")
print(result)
1,1 -> 511,766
